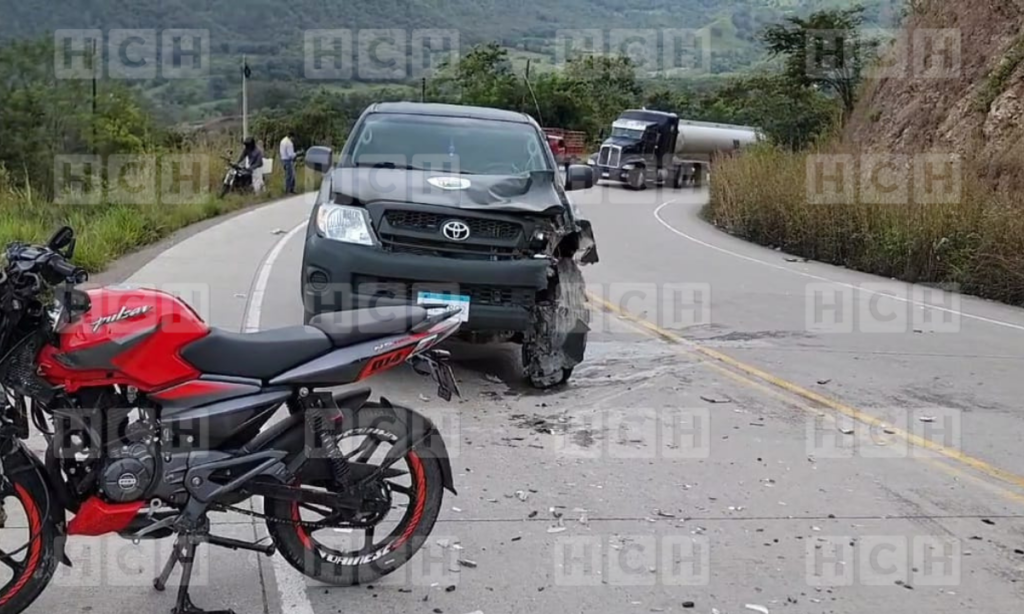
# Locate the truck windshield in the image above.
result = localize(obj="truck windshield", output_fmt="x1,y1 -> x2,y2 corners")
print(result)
611,126 -> 644,140
345,113 -> 552,175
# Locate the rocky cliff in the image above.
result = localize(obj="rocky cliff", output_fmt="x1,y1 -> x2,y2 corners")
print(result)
845,0 -> 1024,184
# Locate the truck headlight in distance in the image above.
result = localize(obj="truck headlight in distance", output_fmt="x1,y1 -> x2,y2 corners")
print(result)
317,204 -> 376,246
587,156 -> 596,166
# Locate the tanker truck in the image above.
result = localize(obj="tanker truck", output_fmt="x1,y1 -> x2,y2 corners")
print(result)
587,109 -> 763,190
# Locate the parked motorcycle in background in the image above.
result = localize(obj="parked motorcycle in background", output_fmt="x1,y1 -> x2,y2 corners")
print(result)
219,155 -> 254,198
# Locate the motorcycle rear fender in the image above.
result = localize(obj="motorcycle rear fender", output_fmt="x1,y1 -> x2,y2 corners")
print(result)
244,388 -> 456,495
376,396 -> 457,495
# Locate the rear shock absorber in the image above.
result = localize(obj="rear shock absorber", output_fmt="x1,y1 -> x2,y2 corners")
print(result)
309,396 -> 352,489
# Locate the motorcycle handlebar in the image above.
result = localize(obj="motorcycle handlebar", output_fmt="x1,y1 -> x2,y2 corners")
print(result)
4,243 -> 88,285
47,254 -> 88,284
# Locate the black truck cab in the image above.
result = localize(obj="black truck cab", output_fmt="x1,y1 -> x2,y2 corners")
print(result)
590,109 -> 696,190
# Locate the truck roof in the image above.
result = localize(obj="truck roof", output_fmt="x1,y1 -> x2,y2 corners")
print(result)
367,102 -> 536,125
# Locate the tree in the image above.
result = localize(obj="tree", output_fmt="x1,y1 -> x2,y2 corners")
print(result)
760,5 -> 878,116
429,43 -> 519,109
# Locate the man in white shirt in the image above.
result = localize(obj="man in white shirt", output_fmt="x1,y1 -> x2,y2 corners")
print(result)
279,132 -> 296,194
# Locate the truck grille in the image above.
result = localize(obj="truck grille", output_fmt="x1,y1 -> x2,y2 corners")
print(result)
353,275 -> 536,308
598,145 -> 621,168
377,207 -> 526,261
385,210 -> 520,240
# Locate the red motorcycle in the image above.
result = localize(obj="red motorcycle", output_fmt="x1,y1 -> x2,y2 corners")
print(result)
0,226 -> 462,614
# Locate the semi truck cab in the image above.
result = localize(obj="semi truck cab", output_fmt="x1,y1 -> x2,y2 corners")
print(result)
589,109 -> 761,190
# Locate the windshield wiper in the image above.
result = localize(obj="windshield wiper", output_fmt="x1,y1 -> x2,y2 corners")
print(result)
355,161 -> 424,170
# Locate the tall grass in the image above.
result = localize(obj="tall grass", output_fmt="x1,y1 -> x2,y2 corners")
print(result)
705,143 -> 1024,305
0,136 -> 314,273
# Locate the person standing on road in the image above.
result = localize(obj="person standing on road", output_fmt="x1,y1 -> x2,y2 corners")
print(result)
280,131 -> 297,194
238,136 -> 264,193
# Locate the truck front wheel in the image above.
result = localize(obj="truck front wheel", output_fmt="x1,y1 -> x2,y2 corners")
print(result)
627,167 -> 647,190
523,258 -> 590,389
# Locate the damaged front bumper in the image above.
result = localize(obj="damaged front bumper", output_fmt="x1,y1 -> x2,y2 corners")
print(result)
302,234 -> 553,332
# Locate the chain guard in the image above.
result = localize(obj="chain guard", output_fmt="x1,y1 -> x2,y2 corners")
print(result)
220,481 -> 395,531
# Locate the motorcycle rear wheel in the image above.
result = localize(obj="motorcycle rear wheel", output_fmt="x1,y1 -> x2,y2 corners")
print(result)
0,455 -> 59,614
264,403 -> 446,586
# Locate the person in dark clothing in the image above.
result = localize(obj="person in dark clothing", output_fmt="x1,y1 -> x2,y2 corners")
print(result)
237,136 -> 265,192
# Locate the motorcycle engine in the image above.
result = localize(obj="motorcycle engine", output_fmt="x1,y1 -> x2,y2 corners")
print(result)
99,421 -> 159,503
52,390 -> 162,505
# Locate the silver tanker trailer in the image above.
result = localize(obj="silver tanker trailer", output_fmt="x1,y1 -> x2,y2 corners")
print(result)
588,109 -> 763,189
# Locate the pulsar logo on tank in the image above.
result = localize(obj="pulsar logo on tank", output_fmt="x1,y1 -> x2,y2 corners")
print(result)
91,305 -> 153,332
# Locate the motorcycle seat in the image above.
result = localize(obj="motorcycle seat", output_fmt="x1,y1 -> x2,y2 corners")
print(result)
307,306 -> 428,347
181,326 -> 335,380
179,307 -> 428,381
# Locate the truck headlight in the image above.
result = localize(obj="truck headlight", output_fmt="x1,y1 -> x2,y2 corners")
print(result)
316,204 -> 376,246
622,163 -> 635,170
586,157 -> 595,166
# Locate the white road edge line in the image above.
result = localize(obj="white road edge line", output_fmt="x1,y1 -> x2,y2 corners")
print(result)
240,218 -> 316,614
652,199 -> 1024,333
244,221 -> 308,333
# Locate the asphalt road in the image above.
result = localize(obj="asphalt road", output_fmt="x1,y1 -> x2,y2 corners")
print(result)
13,182 -> 1024,614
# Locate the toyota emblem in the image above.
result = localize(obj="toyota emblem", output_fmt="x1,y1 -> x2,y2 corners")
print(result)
441,220 -> 470,241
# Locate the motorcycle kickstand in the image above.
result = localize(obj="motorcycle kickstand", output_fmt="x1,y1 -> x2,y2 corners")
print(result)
154,533 -> 236,614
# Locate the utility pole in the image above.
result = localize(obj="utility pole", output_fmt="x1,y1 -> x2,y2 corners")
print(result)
421,77 -> 426,102
242,55 -> 249,139
522,59 -> 530,113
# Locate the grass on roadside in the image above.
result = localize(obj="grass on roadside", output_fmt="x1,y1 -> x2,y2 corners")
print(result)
704,142 -> 1024,306
0,140 -> 316,273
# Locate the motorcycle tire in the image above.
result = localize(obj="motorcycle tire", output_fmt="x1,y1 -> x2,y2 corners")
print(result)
0,455 -> 60,614
265,402 -> 446,586
219,182 -> 231,198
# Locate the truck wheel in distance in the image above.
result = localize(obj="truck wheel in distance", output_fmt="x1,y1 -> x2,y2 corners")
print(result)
523,258 -> 590,389
627,167 -> 646,190
673,167 -> 685,189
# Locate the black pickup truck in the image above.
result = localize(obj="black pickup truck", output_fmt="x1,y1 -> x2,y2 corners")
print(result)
299,102 -> 599,388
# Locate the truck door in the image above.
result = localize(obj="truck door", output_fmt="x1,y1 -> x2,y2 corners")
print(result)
643,129 -> 659,168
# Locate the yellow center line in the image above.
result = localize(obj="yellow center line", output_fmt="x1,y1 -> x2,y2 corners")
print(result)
587,292 -> 1024,503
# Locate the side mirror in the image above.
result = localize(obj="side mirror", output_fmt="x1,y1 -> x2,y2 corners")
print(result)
48,226 -> 74,250
304,146 -> 333,173
564,164 -> 595,191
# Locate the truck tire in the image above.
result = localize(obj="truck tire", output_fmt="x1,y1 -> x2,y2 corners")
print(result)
523,258 -> 589,389
672,167 -> 685,189
627,167 -> 646,190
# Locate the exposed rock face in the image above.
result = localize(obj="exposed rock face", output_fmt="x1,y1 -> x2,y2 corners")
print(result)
845,0 -> 1024,163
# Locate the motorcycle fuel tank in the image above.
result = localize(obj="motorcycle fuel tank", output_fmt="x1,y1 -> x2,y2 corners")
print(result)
38,285 -> 211,392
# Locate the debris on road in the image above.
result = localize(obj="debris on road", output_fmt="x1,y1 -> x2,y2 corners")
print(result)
547,526 -> 567,533
654,509 -> 675,517
745,605 -> 770,614
682,601 -> 695,608
458,559 -> 478,568
419,393 -> 431,402
515,490 -> 529,501
445,585 -> 457,592
270,228 -> 286,235
816,379 -> 831,385
919,416 -> 936,423
484,373 -> 503,384
700,395 -> 732,404
839,427 -> 855,435
452,507 -> 462,512
528,510 -> 538,518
